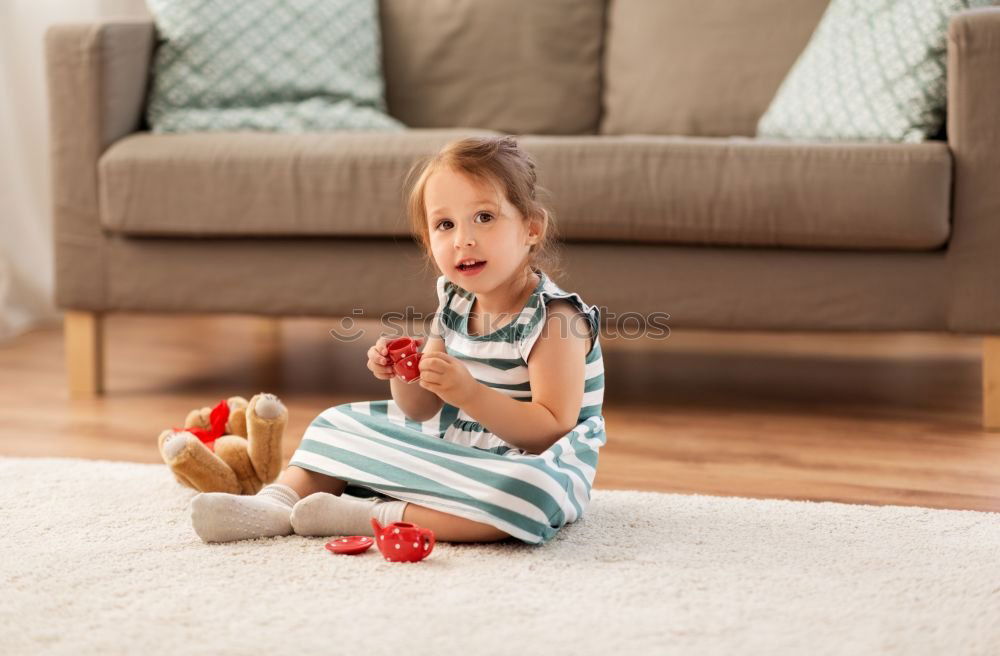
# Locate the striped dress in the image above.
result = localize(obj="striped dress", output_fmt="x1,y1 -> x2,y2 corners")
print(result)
288,268 -> 606,545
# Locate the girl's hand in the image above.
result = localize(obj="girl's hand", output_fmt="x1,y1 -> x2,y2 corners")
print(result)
367,336 -> 423,381
418,352 -> 478,406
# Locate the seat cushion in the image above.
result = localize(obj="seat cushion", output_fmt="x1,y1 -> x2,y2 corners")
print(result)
99,132 -> 952,251
519,135 -> 952,250
99,129 -> 500,238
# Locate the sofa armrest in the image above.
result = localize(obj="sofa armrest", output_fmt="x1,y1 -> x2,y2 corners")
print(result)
44,21 -> 154,309
46,21 -> 154,150
946,8 -> 1000,333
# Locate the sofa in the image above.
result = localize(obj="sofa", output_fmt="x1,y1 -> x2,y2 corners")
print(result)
44,1 -> 1000,429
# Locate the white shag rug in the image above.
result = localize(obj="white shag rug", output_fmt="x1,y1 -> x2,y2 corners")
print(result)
1,457 -> 998,656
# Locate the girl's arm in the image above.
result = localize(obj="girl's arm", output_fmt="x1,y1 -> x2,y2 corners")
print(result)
391,335 -> 445,421
460,301 -> 591,454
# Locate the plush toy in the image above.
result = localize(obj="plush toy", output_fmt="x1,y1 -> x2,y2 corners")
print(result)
157,393 -> 287,495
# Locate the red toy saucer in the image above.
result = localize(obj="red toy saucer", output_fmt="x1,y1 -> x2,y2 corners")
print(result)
325,536 -> 374,555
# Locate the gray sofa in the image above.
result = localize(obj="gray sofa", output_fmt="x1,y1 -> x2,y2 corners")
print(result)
44,1 -> 1000,428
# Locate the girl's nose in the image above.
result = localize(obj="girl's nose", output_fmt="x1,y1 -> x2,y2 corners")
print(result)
454,228 -> 475,248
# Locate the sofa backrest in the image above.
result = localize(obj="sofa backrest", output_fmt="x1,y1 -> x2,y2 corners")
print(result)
379,0 -> 831,138
602,0 -> 832,137
379,0 -> 605,135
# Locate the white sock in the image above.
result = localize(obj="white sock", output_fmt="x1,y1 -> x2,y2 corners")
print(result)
190,483 -> 300,543
290,492 -> 408,537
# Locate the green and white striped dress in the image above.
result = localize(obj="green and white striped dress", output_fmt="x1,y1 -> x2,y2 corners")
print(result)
289,268 -> 606,544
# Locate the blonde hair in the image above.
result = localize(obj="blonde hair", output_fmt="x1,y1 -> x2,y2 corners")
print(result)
404,135 -> 562,280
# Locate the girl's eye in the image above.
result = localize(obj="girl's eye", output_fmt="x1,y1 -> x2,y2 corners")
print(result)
434,214 -> 491,231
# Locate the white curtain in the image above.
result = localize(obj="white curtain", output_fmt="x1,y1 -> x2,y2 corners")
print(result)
0,0 -> 149,341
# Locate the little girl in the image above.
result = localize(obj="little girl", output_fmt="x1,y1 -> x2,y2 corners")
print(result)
190,136 -> 606,545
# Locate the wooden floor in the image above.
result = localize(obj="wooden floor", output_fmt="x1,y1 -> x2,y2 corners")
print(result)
2,313 -> 998,512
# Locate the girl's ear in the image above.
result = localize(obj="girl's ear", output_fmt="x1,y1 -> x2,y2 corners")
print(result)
527,209 -> 547,245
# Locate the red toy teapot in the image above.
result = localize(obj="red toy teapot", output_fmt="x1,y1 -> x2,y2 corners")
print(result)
371,518 -> 435,562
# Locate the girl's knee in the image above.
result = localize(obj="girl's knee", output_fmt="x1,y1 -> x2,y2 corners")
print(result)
281,465 -> 347,496
484,525 -> 512,542
459,515 -> 511,542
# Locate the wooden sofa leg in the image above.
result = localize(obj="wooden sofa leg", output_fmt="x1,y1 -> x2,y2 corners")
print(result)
984,336 -> 1000,431
64,311 -> 104,398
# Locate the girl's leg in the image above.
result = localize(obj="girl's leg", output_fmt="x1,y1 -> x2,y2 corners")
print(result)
191,466 -> 346,543
190,472 -> 306,544
287,485 -> 512,542
275,465 -> 348,498
402,503 -> 511,543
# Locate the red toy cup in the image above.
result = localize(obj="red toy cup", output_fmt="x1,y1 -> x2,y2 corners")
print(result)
385,337 -> 422,383
393,352 -> 422,383
371,519 -> 435,562
386,337 -> 417,362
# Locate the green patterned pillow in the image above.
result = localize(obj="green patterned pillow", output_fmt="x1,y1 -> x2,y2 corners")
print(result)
757,0 -> 996,143
145,0 -> 405,133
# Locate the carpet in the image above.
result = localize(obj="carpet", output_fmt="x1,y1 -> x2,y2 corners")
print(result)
1,457 -> 998,656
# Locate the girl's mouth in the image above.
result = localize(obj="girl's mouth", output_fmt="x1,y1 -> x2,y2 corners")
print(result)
456,260 -> 487,275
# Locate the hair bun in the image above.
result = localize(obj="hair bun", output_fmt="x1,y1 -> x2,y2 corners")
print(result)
498,135 -> 518,149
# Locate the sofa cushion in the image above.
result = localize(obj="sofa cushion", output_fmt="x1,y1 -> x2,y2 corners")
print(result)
145,0 -> 402,133
601,0 -> 830,137
521,136 -> 951,250
378,0 -> 605,135
757,0 -> 995,143
98,132 -> 952,251
99,129 -> 499,237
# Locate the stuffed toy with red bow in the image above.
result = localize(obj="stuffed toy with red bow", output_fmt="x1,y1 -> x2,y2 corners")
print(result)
157,393 -> 287,495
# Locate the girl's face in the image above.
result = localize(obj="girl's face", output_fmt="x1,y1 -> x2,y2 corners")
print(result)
424,166 -> 540,293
